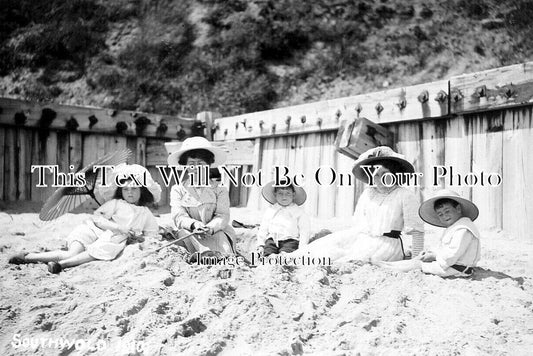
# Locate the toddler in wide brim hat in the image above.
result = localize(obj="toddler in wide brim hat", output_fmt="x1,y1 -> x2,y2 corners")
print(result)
378,189 -> 481,278
418,189 -> 479,227
256,179 -> 310,257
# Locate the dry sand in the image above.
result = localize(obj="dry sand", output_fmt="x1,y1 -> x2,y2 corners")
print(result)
0,207 -> 532,356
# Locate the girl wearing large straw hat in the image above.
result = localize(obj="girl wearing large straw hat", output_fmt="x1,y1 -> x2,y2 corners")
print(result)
295,146 -> 424,263
166,136 -> 236,257
379,189 -> 481,277
9,164 -> 161,274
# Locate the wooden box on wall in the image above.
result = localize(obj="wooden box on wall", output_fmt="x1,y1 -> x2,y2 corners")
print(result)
334,117 -> 394,160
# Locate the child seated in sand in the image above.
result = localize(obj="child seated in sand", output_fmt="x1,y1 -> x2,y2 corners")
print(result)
379,189 -> 481,277
9,164 -> 161,274
256,180 -> 310,257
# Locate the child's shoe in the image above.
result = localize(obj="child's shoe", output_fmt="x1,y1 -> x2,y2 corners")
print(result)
8,252 -> 28,265
47,262 -> 62,274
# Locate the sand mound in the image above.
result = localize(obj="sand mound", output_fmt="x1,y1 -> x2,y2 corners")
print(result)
0,209 -> 532,355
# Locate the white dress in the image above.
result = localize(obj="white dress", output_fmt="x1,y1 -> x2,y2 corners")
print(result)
67,199 -> 158,260
303,186 -> 424,262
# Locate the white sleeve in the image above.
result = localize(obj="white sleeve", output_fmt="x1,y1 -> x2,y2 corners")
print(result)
352,189 -> 369,232
257,207 -> 274,246
142,209 -> 159,238
94,199 -> 117,219
435,229 -> 474,269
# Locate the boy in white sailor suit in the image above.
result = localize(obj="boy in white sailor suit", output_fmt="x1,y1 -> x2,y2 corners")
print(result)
257,180 -> 310,257
380,189 -> 481,277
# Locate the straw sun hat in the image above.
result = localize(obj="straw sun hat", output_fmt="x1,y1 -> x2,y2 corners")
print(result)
352,146 -> 415,183
96,164 -> 162,203
261,180 -> 307,206
418,189 -> 479,227
165,136 -> 227,167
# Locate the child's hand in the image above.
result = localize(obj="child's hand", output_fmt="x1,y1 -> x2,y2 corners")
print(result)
126,230 -> 144,244
419,251 -> 436,262
91,216 -> 128,235
192,222 -> 214,237
195,227 -> 214,239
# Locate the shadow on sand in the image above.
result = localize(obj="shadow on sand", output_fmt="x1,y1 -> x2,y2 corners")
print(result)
470,267 -> 525,287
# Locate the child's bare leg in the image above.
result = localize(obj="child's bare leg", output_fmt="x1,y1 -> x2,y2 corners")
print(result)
376,259 -> 422,272
58,251 -> 97,268
25,242 -> 85,263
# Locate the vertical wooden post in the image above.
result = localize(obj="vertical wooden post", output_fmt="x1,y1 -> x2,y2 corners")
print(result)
444,116 -> 473,200
419,120 -> 445,201
228,166 -> 241,206
239,165 -> 252,207
56,131 -> 69,176
502,107 -> 533,240
317,133 -> 337,218
96,134 -> 106,160
18,128 -> 33,201
126,137 -> 137,164
196,111 -> 221,141
471,112 -> 503,230
136,137 -> 147,166
44,132 -> 58,201
252,138 -> 262,174
31,130 -> 42,202
14,128 -> 22,200
395,122 -> 422,202
5,128 -> 16,201
82,134 -> 98,166
69,132 -> 83,171
0,127 -> 5,201
126,136 -> 147,165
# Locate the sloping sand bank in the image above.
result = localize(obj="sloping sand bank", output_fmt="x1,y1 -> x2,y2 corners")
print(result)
0,208 -> 532,355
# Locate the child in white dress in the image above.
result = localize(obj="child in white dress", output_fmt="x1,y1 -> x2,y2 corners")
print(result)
9,164 -> 161,274
257,180 -> 310,257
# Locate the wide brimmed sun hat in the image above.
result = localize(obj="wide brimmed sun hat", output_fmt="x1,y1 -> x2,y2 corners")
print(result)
352,146 -> 415,183
261,180 -> 307,206
96,164 -> 162,203
166,136 -> 227,167
418,189 -> 479,227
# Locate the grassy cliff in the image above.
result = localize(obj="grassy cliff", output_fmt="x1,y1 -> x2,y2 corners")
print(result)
0,0 -> 532,117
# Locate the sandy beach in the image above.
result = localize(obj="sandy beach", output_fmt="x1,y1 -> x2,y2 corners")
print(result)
0,205 -> 532,356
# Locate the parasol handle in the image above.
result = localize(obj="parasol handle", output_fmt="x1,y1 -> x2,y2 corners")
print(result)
143,230 -> 200,257
89,191 -> 102,206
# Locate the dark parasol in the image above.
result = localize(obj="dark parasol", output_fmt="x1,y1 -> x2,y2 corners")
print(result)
39,149 -> 131,221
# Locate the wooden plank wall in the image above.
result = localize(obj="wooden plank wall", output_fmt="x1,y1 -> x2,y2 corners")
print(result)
0,126 -> 173,208
245,106 -> 532,240
246,132 -> 363,218
0,125 -> 255,211
213,62 -> 533,142
0,97 -> 205,210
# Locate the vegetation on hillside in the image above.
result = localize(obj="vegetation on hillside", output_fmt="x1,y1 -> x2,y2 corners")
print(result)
1,0 -> 532,116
